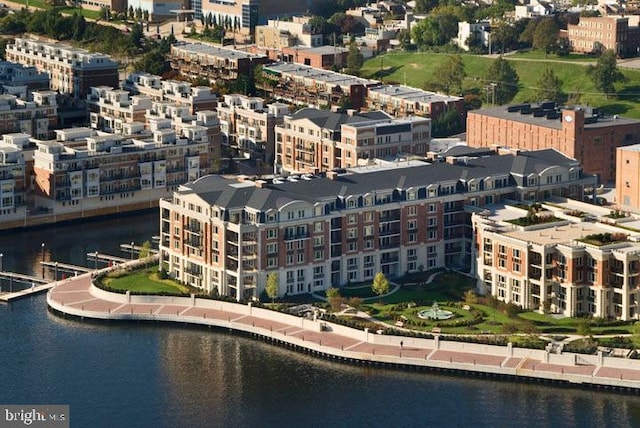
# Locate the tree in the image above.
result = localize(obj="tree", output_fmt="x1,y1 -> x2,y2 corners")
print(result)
265,272 -> 279,302
431,109 -> 463,137
490,20 -> 520,53
532,18 -> 559,56
411,12 -> 458,47
518,19 -> 537,47
576,319 -> 592,337
463,289 -> 478,305
484,57 -> 519,105
588,49 -> 626,97
534,68 -> 563,102
632,322 -> 640,348
72,13 -> 87,41
326,287 -> 343,312
397,29 -> 412,50
345,41 -> 363,76
372,272 -> 390,301
138,240 -> 152,259
432,54 -> 466,95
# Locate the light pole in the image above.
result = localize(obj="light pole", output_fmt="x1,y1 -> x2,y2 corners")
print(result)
41,243 -> 45,278
54,262 -> 58,282
93,251 -> 98,270
131,242 -> 135,262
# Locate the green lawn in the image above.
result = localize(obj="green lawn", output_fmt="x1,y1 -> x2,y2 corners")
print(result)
361,51 -> 640,119
7,0 -> 103,19
57,6 -> 101,19
509,50 -> 598,62
102,269 -> 189,294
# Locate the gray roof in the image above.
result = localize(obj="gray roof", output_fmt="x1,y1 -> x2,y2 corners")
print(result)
290,108 -> 390,131
180,148 -> 584,211
440,146 -> 495,157
471,105 -> 640,130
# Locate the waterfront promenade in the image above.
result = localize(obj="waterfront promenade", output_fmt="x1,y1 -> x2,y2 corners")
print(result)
47,272 -> 640,392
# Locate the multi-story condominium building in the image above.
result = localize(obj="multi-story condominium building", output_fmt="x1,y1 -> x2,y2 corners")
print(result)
5,38 -> 119,98
85,84 -> 222,167
170,42 -> 268,83
123,72 -> 218,114
87,86 -> 153,133
0,134 -> 30,225
566,16 -> 640,57
466,104 -> 640,183
275,108 -> 430,175
473,202 -> 640,321
256,17 -> 324,49
199,0 -> 314,33
366,84 -> 465,120
0,90 -> 58,140
30,124 -> 217,223
264,62 -> 379,110
216,94 -> 289,166
0,61 -> 49,90
159,147 -> 594,299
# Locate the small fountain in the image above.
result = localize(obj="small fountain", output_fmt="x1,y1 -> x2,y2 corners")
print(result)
417,301 -> 454,320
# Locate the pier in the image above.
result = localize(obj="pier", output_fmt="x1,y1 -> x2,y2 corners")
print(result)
1,280 -> 57,302
1,244 -> 138,302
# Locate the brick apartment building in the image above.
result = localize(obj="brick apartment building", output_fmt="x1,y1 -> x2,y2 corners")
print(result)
280,46 -> 349,70
29,124 -> 218,224
466,104 -> 640,183
263,62 -> 378,110
158,148 -> 594,299
275,108 -> 430,175
566,16 -> 640,57
474,203 -> 640,320
366,84 -> 464,120
170,42 -> 268,83
6,38 -> 119,98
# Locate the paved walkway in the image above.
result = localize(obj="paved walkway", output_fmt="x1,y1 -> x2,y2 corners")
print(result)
45,273 -> 640,391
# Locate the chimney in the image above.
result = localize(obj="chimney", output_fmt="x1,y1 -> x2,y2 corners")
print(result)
255,180 -> 267,188
326,171 -> 338,180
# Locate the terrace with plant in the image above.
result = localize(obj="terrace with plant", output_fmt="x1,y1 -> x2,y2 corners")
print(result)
578,232 -> 629,246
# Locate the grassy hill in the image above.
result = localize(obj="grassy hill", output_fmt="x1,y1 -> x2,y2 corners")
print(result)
361,51 -> 640,119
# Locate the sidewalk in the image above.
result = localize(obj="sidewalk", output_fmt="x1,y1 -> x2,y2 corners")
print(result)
45,274 -> 640,391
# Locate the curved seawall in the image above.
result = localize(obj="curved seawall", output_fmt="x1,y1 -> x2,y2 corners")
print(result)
47,273 -> 640,393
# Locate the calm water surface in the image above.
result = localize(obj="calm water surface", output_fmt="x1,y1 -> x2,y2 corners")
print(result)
1,212 -> 640,427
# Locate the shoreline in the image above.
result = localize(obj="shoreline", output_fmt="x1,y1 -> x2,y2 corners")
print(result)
45,272 -> 640,394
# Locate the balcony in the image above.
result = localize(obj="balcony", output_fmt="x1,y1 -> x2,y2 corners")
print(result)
284,231 -> 310,240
